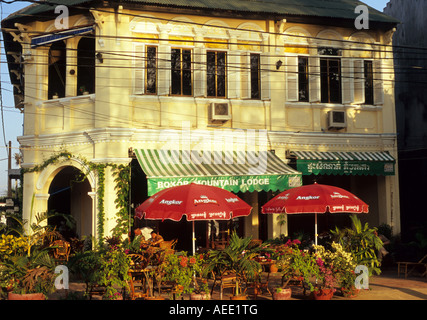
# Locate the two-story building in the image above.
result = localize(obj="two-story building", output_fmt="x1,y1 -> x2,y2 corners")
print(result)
2,0 -> 400,250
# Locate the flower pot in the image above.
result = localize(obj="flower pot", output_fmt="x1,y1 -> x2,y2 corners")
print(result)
312,288 -> 335,300
269,264 -> 279,273
341,287 -> 360,298
190,292 -> 211,300
272,288 -> 292,300
8,292 -> 45,300
230,294 -> 247,300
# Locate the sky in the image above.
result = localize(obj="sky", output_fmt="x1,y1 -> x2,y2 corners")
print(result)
0,0 -> 391,197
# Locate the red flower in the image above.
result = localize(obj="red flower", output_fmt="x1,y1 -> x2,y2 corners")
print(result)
180,256 -> 188,267
189,257 -> 196,264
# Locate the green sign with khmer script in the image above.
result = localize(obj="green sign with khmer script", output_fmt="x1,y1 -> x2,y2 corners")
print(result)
297,159 -> 395,176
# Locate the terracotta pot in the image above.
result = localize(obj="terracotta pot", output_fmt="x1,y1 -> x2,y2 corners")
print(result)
8,292 -> 45,300
230,294 -> 247,300
190,292 -> 211,300
269,264 -> 279,273
312,288 -> 334,300
341,287 -> 360,298
272,288 -> 292,300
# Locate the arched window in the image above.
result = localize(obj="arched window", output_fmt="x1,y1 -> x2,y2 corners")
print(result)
77,37 -> 95,95
48,41 -> 66,99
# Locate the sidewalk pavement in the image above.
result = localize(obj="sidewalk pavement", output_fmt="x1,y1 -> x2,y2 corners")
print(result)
345,269 -> 427,300
56,268 -> 426,300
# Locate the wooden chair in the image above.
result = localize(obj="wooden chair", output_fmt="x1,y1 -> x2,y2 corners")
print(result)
210,271 -> 237,300
51,240 -> 71,262
159,239 -> 177,250
244,271 -> 271,299
397,254 -> 427,279
127,269 -> 148,300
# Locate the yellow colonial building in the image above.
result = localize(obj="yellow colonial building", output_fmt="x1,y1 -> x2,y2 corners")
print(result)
2,0 -> 400,250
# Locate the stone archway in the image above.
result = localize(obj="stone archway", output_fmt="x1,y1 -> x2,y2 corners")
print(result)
47,166 -> 93,239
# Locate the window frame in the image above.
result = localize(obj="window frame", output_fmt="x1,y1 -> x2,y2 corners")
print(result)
171,47 -> 193,96
298,56 -> 310,102
364,60 -> 374,105
206,50 -> 227,98
320,57 -> 342,104
249,53 -> 261,100
145,45 -> 157,95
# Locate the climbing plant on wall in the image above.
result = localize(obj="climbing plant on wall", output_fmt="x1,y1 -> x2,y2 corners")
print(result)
22,151 -> 131,246
112,164 -> 131,238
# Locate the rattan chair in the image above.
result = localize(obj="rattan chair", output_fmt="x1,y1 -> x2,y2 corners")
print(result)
397,254 -> 427,279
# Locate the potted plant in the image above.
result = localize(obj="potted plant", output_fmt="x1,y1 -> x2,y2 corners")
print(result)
311,258 -> 336,300
273,287 -> 292,300
331,215 -> 383,276
3,247 -> 57,300
97,243 -> 131,300
0,212 -> 74,300
326,242 -> 359,298
204,231 -> 265,300
160,253 -> 207,299
68,249 -> 103,295
188,255 -> 210,300
68,241 -> 131,300
276,239 -> 317,299
190,279 -> 210,300
339,271 -> 359,298
79,86 -> 89,95
314,242 -> 357,295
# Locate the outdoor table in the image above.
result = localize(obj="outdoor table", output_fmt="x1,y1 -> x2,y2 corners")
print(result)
128,268 -> 153,300
258,259 -> 276,272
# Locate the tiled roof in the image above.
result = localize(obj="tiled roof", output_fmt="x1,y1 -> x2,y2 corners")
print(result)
2,0 -> 399,24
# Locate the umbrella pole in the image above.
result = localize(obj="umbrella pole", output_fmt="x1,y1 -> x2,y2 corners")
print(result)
192,221 -> 196,255
314,213 -> 318,247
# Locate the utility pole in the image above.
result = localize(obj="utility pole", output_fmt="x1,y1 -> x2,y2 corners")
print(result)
7,141 -> 11,198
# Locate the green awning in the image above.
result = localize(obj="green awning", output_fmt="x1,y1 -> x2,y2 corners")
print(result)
135,149 -> 302,195
290,151 -> 396,176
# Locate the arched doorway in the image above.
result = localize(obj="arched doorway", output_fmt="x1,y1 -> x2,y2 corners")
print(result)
48,166 -> 92,240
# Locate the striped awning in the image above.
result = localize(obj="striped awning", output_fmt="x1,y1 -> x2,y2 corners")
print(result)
290,151 -> 396,176
135,149 -> 302,195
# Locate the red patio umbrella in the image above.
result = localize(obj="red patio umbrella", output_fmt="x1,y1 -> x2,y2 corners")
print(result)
135,183 -> 252,254
261,183 -> 368,245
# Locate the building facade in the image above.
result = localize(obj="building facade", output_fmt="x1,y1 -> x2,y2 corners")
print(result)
2,0 -> 400,250
384,0 -> 427,241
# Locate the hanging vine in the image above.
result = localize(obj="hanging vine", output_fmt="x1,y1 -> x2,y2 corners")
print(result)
112,164 -> 131,238
96,164 -> 106,247
22,151 -> 131,246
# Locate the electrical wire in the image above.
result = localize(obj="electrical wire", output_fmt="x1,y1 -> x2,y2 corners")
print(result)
0,1 -> 9,160
0,1 -> 426,139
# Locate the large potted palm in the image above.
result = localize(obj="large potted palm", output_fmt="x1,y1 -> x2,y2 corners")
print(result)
204,231 -> 265,300
1,211 -> 73,300
331,215 -> 383,276
4,247 -> 57,300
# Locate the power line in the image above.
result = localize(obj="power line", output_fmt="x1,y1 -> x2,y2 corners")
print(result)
0,1 -> 425,130
0,1 -> 9,160
1,0 -> 425,55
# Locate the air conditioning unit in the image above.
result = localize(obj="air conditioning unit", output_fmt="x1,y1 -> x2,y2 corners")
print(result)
327,110 -> 347,129
210,103 -> 231,121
